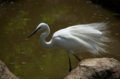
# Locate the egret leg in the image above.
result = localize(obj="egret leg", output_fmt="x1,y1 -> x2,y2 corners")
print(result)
70,51 -> 81,61
68,52 -> 72,72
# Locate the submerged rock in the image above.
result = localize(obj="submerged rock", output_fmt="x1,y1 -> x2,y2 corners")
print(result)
0,60 -> 19,79
64,58 -> 120,79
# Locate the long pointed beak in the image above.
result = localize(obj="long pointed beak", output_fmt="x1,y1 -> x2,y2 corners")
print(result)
27,30 -> 37,38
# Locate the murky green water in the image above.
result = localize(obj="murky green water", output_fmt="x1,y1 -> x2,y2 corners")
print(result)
0,0 -> 120,79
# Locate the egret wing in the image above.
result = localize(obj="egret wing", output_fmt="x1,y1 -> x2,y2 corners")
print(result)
53,29 -> 93,52
66,23 -> 110,54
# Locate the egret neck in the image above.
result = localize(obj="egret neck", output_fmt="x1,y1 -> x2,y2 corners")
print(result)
40,25 -> 54,49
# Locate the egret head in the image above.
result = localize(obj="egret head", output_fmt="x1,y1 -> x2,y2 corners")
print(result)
27,23 -> 48,38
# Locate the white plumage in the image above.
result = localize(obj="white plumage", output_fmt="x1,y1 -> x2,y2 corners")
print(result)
28,22 -> 110,72
53,23 -> 110,55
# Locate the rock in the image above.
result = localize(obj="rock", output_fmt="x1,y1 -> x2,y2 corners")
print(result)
64,58 -> 120,79
0,60 -> 19,79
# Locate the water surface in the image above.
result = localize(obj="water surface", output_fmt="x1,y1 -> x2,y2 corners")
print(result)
0,0 -> 120,79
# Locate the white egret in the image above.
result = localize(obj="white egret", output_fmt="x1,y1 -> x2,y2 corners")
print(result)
27,22 -> 110,72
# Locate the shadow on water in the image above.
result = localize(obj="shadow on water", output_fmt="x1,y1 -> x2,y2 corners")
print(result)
90,0 -> 120,18
0,0 -> 120,79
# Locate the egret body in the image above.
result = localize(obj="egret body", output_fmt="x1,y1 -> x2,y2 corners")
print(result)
28,23 -> 110,72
